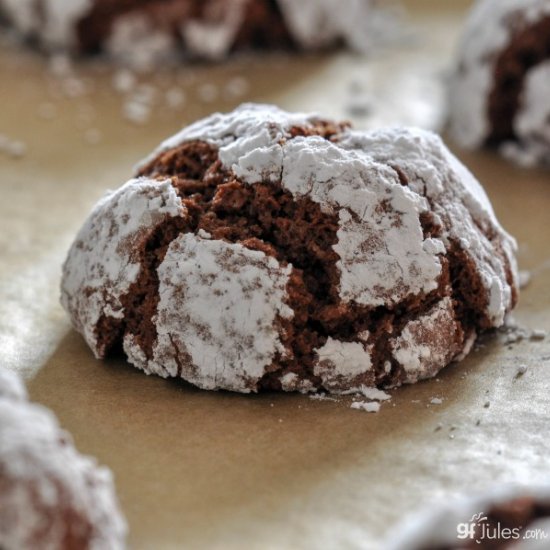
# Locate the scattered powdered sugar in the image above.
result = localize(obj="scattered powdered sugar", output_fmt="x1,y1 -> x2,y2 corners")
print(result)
0,134 -> 27,159
124,232 -> 294,392
60,178 -> 184,357
350,401 -> 381,413
309,393 -> 339,402
448,0 -> 550,154
430,397 -> 443,405
314,338 -> 374,392
498,317 -> 548,346
360,387 -> 392,401
519,270 -> 532,289
0,369 -> 126,550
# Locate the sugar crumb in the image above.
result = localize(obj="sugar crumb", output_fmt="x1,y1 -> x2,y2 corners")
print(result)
350,401 -> 380,413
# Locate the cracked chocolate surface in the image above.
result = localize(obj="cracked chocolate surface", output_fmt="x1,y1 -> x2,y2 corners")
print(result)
61,104 -> 518,394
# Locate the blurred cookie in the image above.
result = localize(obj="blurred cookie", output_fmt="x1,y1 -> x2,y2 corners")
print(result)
448,0 -> 550,167
0,0 -> 378,68
387,485 -> 550,549
61,103 -> 518,394
0,369 -> 126,550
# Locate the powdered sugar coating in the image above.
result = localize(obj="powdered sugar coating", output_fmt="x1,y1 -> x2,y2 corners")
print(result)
124,233 -> 294,393
448,0 -> 550,161
0,0 -> 378,63
0,369 -> 126,550
0,0 -> 91,49
148,104 -> 516,326
61,178 -> 184,358
0,368 -> 27,401
276,0 -> 374,52
508,61 -> 550,167
339,126 -> 518,325
391,297 -> 463,384
281,136 -> 445,307
106,13 -> 179,71
179,0 -> 249,61
63,104 -> 518,394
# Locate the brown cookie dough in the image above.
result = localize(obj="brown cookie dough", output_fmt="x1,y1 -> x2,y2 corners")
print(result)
61,103 -> 518,394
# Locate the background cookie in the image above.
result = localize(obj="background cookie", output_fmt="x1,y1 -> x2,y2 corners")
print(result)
387,485 -> 550,549
0,369 -> 126,550
448,0 -> 550,167
0,0 -> 378,68
61,103 -> 518,394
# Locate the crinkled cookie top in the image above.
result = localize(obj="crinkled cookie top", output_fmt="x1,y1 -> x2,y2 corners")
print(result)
62,104 -> 518,394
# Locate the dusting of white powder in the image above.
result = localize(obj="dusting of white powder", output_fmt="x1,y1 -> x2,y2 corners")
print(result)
0,0 -> 92,49
0,369 -> 126,550
63,104 -> 518,393
506,60 -> 550,167
61,178 -> 184,357
314,338 -> 374,392
448,0 -> 550,151
392,297 -> 464,384
1,0 -> 380,61
359,387 -> 392,401
180,0 -> 248,61
338,125 -> 517,325
276,0 -> 375,52
124,233 -> 294,393
0,368 -> 27,401
350,401 -> 381,413
106,13 -> 179,71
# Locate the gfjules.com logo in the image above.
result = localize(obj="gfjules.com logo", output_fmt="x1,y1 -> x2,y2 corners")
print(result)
457,512 -> 549,544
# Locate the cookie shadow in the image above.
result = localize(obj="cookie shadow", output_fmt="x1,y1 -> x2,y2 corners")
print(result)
27,329 -> 499,550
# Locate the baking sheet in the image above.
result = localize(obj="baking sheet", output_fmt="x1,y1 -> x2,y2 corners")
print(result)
1,2 -> 550,549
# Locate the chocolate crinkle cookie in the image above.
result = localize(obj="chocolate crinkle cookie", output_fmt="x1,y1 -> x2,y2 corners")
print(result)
61,103 -> 518,394
387,485 -> 550,549
448,0 -> 550,168
0,0 -> 380,67
0,369 -> 127,550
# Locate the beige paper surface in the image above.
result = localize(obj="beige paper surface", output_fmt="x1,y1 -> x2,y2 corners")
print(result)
1,2 -> 549,549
